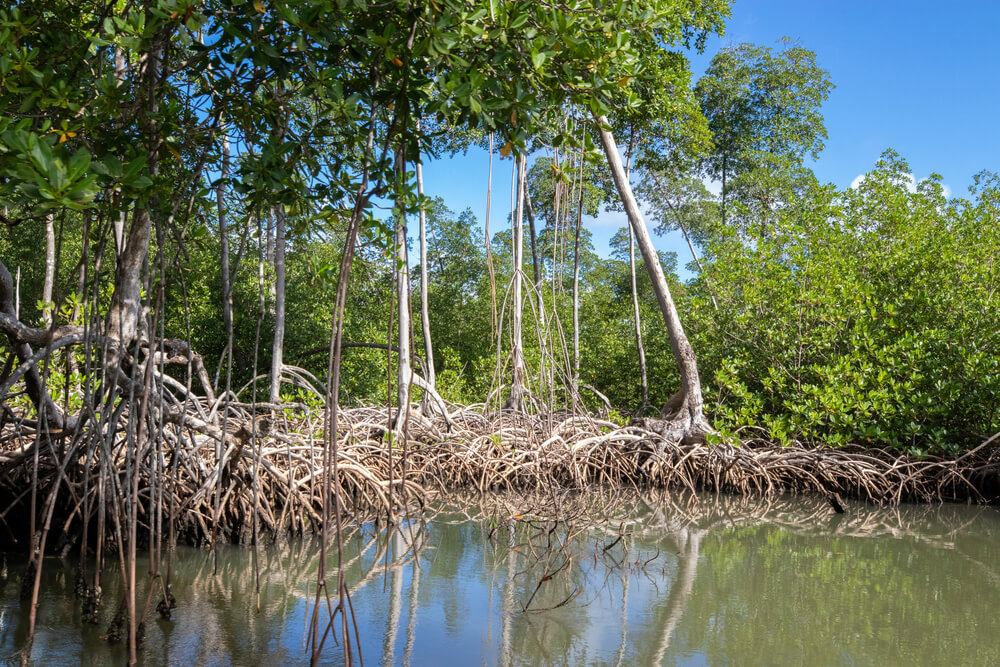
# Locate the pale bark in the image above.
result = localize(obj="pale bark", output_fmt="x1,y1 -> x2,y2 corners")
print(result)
595,115 -> 710,442
504,153 -> 527,410
571,160 -> 584,391
394,148 -> 413,420
269,206 -> 286,404
485,134 -> 498,342
42,213 -> 55,328
217,130 -> 233,358
650,530 -> 702,664
627,225 -> 649,409
624,136 -> 649,410
112,48 -> 127,256
415,128 -> 435,390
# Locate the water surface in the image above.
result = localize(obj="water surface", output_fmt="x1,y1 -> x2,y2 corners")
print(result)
1,491 -> 998,665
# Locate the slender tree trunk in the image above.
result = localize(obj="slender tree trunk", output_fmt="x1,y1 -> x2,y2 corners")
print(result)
394,147 -> 412,421
571,160 -> 584,393
627,226 -> 650,409
265,208 -> 275,267
524,189 -> 545,321
623,133 -> 649,410
504,153 -> 527,410
721,154 -> 727,229
266,209 -> 276,310
595,115 -> 710,442
415,125 -> 435,391
670,206 -> 719,310
485,134 -> 498,344
42,213 -> 55,328
217,130 -> 233,360
269,206 -> 286,404
112,47 -> 127,256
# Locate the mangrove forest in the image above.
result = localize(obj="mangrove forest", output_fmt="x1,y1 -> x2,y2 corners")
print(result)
0,0 -> 998,664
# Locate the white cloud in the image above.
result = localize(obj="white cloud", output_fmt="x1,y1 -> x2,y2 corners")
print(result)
850,173 -> 867,190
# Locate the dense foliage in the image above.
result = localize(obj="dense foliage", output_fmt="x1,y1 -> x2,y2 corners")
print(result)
1,1 -> 996,457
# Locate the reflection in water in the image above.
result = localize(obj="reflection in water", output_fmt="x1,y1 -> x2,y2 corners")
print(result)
0,491 -> 998,665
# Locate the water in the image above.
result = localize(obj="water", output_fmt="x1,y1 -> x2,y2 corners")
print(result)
1,491 -> 998,665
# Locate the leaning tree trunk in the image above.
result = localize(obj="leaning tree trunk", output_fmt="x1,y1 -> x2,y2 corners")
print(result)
269,206 -> 286,404
594,115 -> 710,443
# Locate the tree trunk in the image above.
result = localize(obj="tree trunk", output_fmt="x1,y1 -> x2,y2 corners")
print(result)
415,128 -> 435,391
105,39 -> 162,378
504,153 -> 527,410
269,206 -> 286,404
571,160 -> 584,393
524,189 -> 545,321
623,133 -> 649,411
215,130 -> 233,344
627,225 -> 650,410
394,148 -> 413,421
485,134 -> 498,344
670,206 -> 719,311
217,129 -> 233,362
721,153 -> 727,229
112,47 -> 127,257
594,115 -> 710,443
42,213 -> 55,328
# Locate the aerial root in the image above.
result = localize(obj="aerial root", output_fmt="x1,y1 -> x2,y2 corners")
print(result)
1,404 -> 997,547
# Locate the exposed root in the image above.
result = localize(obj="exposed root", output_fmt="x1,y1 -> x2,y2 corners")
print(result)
1,404 -> 998,550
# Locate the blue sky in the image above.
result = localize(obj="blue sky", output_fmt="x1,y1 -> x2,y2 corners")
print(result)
419,1 -> 1000,274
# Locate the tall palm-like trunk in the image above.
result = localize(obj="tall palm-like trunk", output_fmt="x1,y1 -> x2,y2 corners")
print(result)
595,115 -> 710,442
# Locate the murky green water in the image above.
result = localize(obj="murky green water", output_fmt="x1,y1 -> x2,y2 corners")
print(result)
1,492 -> 998,665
